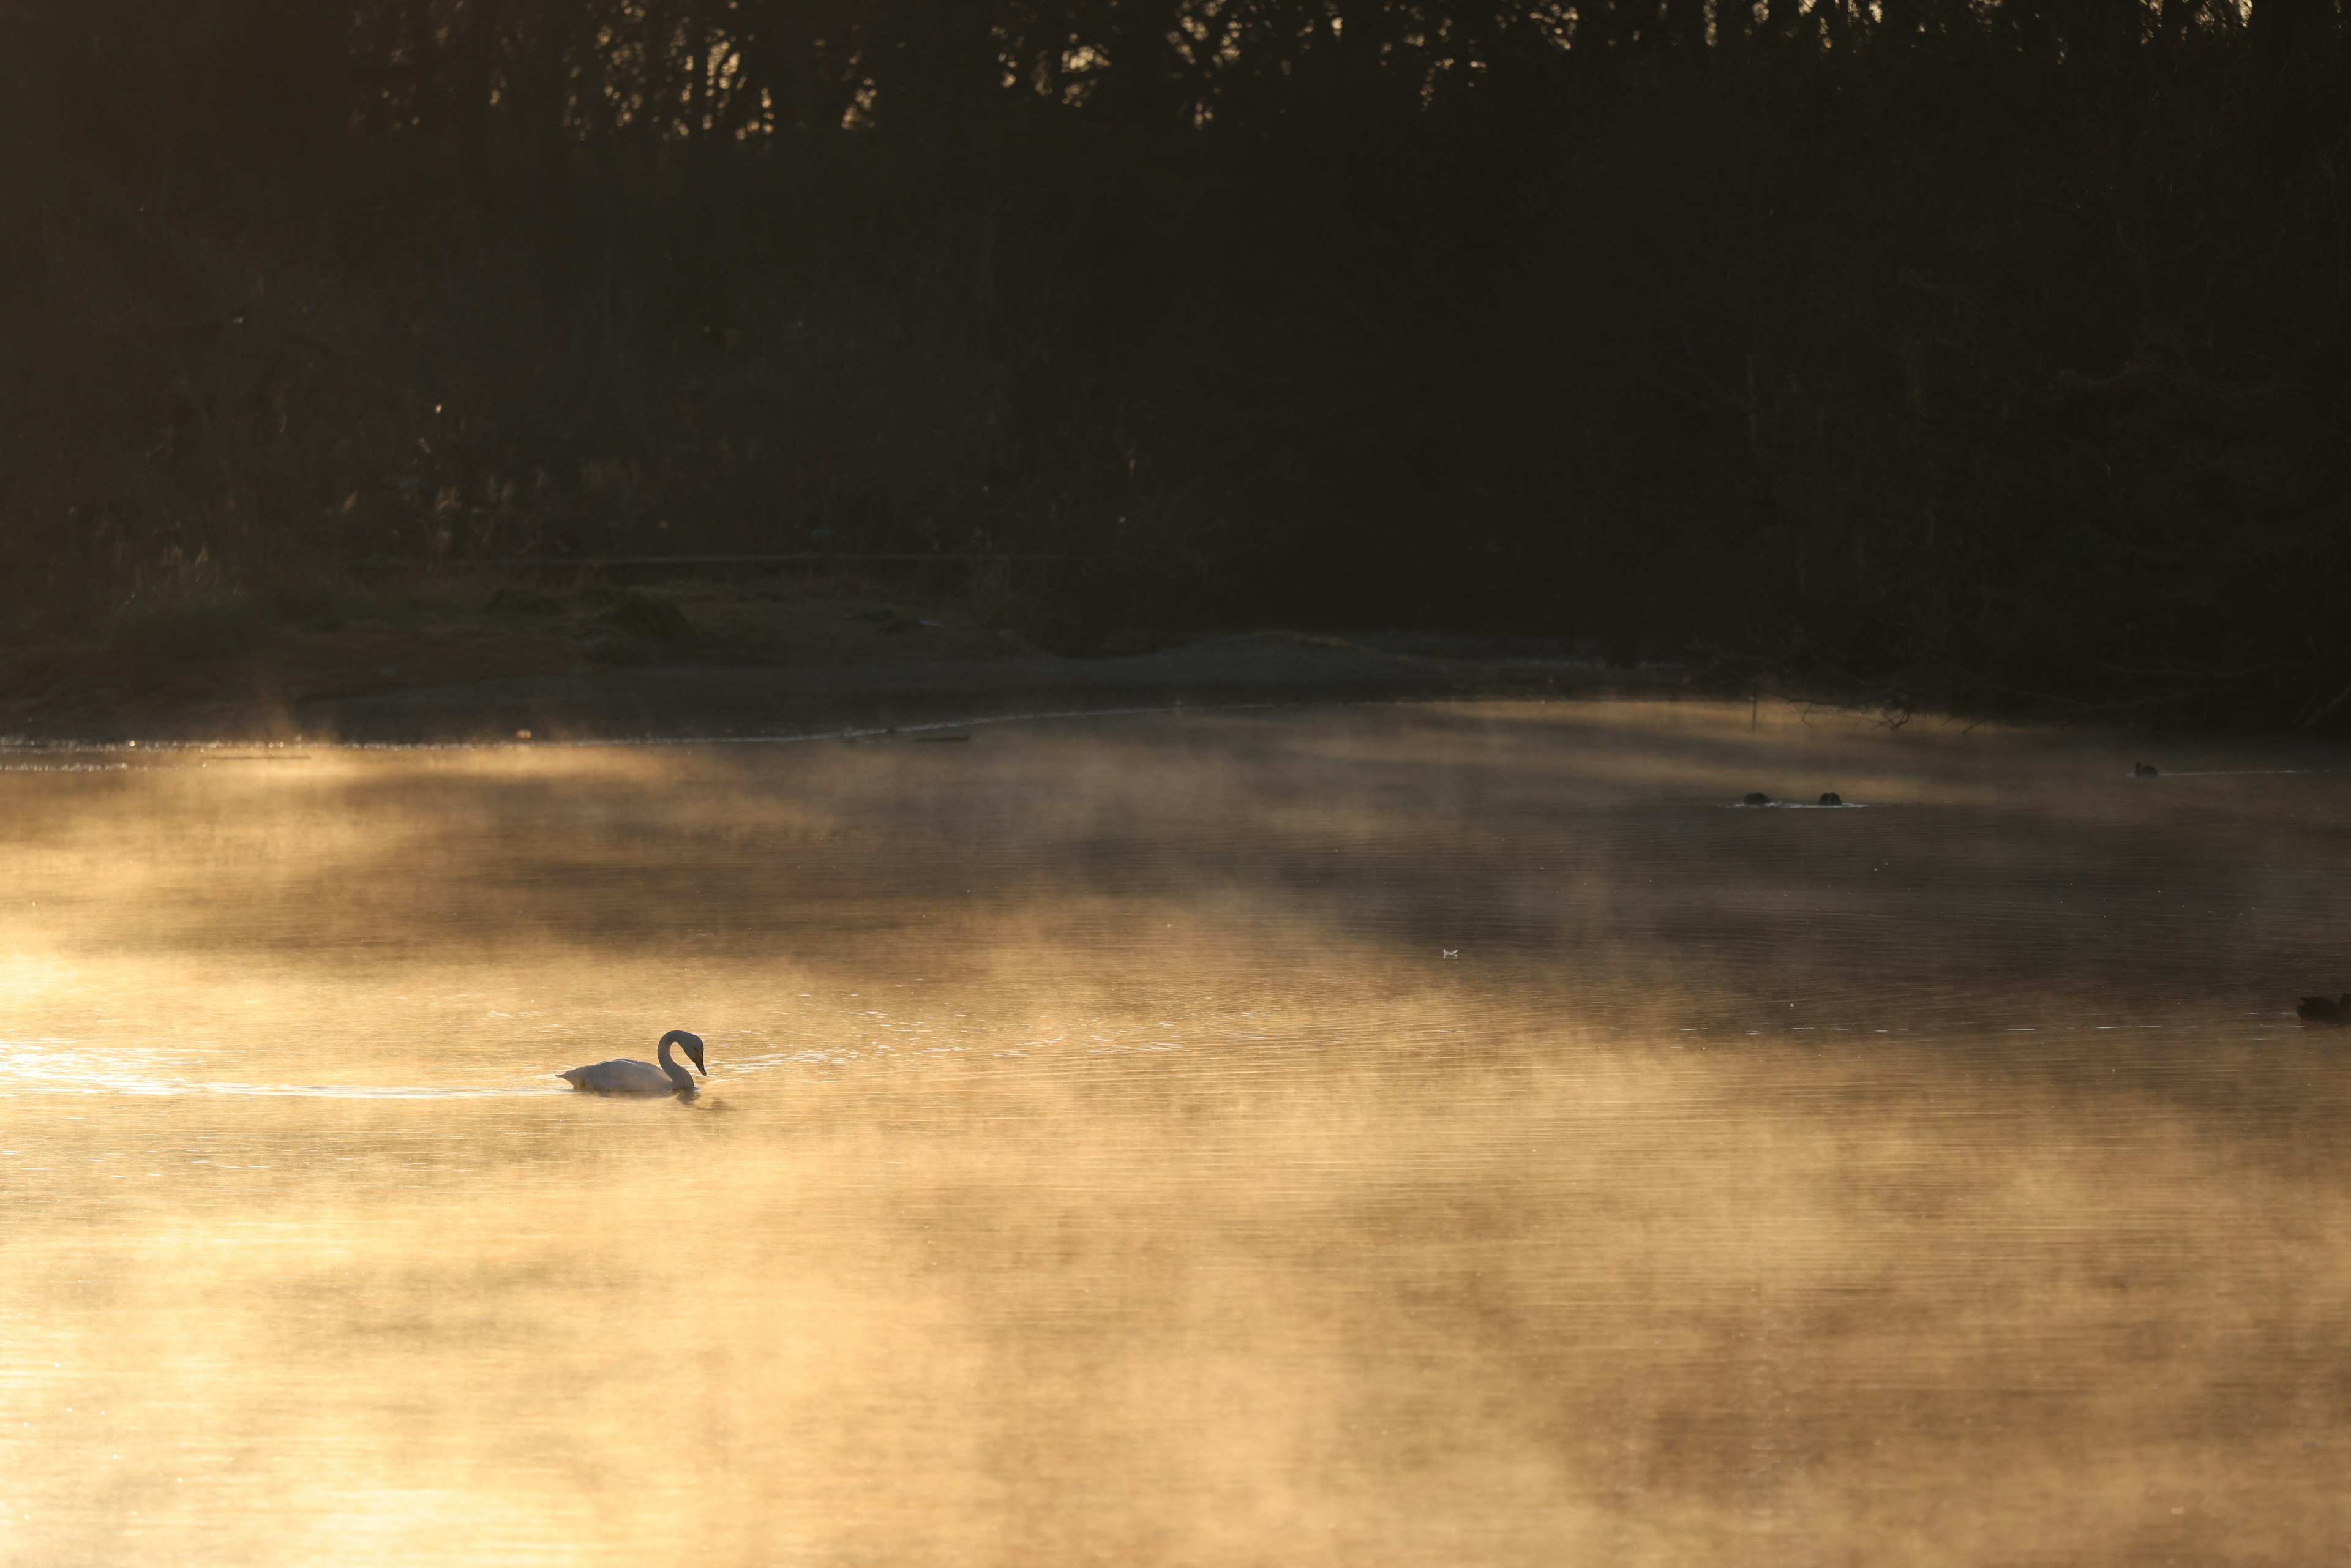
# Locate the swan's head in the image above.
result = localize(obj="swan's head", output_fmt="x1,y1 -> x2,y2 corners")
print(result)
661,1029 -> 708,1077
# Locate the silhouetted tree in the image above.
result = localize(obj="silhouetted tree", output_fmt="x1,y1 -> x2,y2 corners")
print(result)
2,0 -> 2348,718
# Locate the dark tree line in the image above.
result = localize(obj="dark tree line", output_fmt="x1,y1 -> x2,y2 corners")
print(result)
2,0 -> 2349,720
7,0 -> 2319,165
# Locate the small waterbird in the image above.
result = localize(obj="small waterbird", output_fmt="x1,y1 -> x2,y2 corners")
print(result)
559,1030 -> 708,1094
2297,996 -> 2351,1026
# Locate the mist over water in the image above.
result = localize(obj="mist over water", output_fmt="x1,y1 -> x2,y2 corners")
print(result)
4,700 -> 2349,1566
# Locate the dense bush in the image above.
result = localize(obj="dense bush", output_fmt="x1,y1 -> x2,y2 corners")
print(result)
1,0 -> 2346,719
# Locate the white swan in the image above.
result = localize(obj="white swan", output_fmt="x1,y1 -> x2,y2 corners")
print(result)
558,1030 -> 707,1095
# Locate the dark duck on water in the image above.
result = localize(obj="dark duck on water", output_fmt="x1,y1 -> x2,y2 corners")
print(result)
2296,995 -> 2351,1025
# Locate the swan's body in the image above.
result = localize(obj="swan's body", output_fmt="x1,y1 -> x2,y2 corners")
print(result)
2298,994 -> 2351,1026
560,1030 -> 708,1095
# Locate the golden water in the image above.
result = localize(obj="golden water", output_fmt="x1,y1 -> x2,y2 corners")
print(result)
3,700 -> 2347,1566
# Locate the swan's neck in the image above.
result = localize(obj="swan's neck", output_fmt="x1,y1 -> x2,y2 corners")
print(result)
655,1036 -> 694,1090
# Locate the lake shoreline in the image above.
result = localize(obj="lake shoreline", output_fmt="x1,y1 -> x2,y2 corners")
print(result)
1,629 -> 1699,747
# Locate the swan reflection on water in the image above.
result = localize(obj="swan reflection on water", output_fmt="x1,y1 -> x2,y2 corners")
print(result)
558,1030 -> 708,1096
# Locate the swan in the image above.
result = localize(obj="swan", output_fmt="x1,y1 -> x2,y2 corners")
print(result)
2297,995 -> 2351,1026
558,1030 -> 708,1095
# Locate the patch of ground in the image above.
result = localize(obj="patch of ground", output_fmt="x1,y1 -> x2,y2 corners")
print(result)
0,572 -> 1044,740
0,572 -> 1686,745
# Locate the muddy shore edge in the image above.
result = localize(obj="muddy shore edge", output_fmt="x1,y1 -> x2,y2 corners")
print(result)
2,633 -> 1697,748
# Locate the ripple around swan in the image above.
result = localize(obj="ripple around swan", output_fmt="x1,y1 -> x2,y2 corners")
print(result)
0,1076 -> 563,1098
0,1037 -> 565,1097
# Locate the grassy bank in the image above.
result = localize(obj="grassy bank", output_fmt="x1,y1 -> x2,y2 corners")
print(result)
0,563 -> 1062,735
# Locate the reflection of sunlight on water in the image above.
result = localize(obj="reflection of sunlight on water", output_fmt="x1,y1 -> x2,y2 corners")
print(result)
3,699 -> 2350,1566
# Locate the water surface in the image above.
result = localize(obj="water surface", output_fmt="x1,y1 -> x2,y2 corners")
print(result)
4,700 -> 2349,1566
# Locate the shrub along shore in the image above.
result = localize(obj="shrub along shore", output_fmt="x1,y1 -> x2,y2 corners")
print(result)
2,2 -> 2345,729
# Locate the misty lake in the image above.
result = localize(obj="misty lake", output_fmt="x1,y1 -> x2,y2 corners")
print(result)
4,697 -> 2348,1566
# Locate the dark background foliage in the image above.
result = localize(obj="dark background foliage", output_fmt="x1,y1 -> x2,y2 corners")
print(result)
2,0 -> 2347,718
